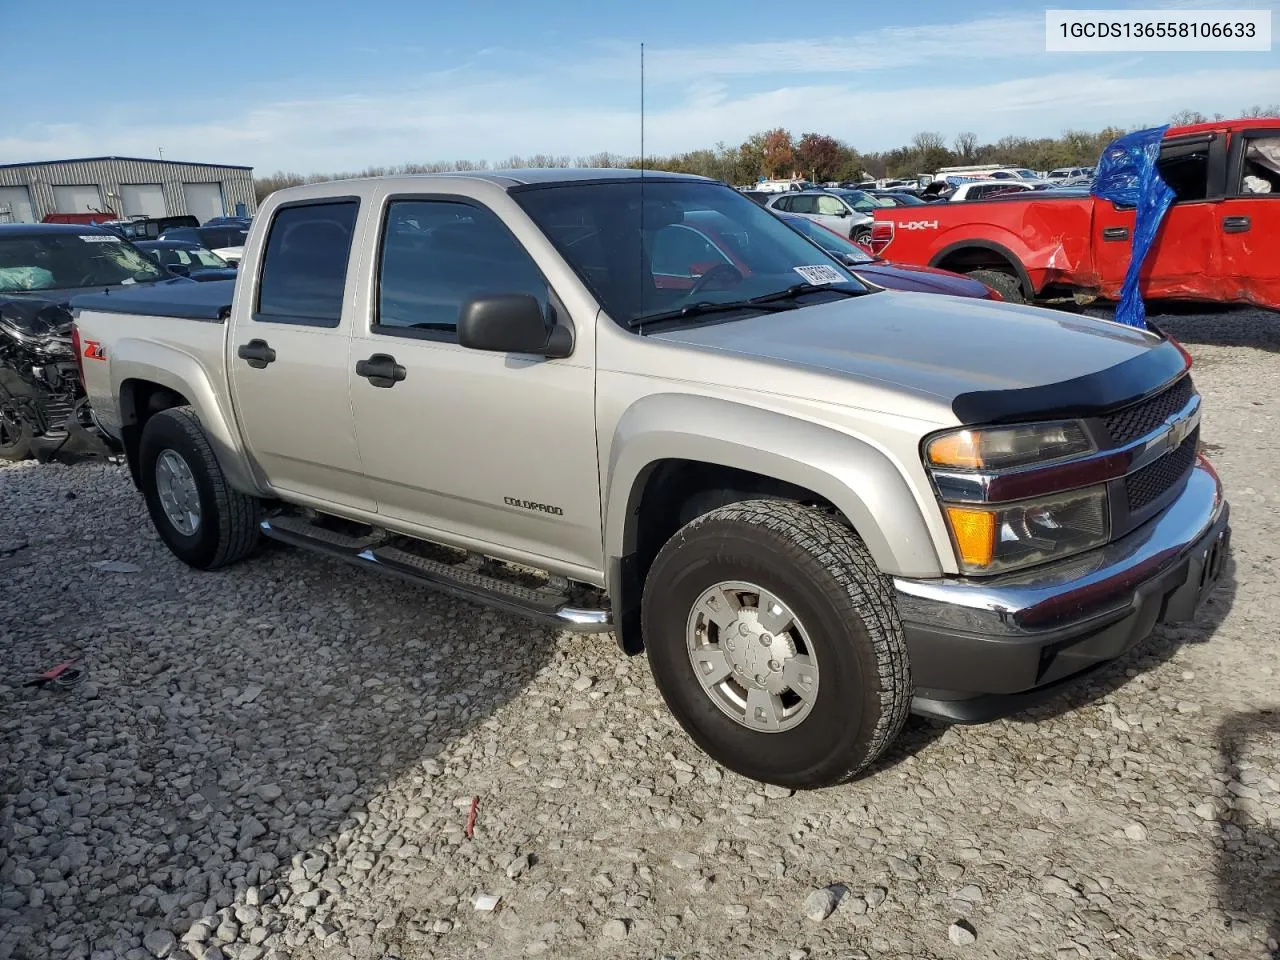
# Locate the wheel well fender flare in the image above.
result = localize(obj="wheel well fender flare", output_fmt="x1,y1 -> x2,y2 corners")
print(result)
112,340 -> 264,495
929,238 -> 1034,295
604,393 -> 943,582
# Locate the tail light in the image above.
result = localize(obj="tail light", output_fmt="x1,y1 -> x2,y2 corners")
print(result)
983,285 -> 1004,301
70,325 -> 87,389
869,220 -> 894,256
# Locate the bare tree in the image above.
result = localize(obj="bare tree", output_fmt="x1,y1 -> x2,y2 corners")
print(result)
1170,109 -> 1207,125
911,131 -> 947,153
953,131 -> 978,161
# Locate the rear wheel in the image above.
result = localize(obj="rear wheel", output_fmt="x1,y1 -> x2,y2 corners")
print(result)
967,269 -> 1025,304
139,406 -> 261,569
642,499 -> 911,788
853,226 -> 873,245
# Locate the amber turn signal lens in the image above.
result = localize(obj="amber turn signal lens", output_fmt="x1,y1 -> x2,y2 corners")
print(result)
944,505 -> 996,568
928,431 -> 982,469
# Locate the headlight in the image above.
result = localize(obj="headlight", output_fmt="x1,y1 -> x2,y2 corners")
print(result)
942,485 -> 1110,574
926,421 -> 1094,471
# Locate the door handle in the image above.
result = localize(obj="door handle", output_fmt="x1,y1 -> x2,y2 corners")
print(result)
1223,215 -> 1251,234
356,353 -> 407,388
1102,226 -> 1130,242
237,339 -> 276,368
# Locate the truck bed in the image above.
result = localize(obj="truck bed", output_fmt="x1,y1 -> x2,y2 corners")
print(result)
70,278 -> 235,322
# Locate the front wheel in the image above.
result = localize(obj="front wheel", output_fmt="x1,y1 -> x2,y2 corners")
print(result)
0,369 -> 35,461
642,499 -> 911,789
852,226 -> 873,246
139,406 -> 261,569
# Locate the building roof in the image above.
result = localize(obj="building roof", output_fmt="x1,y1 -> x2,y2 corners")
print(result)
0,156 -> 253,171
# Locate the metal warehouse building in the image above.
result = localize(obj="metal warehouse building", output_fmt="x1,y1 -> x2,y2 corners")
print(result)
0,157 -> 256,224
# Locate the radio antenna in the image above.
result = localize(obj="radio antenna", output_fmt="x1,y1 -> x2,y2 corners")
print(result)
638,41 -> 646,320
640,42 -> 645,172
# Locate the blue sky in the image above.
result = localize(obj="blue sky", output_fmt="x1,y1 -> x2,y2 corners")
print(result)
1,0 -> 1276,173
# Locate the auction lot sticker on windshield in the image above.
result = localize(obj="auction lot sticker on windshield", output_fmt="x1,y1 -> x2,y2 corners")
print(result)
79,235 -> 120,242
794,265 -> 847,285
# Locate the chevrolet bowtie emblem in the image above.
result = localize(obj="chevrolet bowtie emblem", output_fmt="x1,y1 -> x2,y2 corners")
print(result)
1165,411 -> 1193,449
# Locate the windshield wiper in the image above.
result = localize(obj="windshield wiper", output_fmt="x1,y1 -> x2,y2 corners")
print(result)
627,299 -> 795,330
748,282 -> 870,305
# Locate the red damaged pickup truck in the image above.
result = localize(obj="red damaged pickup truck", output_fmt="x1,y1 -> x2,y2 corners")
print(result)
869,119 -> 1280,310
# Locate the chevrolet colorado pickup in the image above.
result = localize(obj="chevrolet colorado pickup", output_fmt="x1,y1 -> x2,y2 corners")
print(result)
72,170 -> 1231,788
870,119 -> 1280,310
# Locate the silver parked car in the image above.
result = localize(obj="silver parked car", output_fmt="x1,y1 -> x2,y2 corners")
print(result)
765,190 -> 880,242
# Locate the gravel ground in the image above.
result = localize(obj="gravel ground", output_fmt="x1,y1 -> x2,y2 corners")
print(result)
2,307 -> 1278,960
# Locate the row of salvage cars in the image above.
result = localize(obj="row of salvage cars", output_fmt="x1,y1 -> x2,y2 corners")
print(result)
0,200 -> 997,464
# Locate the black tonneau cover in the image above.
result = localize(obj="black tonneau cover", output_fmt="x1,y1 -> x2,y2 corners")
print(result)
70,278 -> 235,322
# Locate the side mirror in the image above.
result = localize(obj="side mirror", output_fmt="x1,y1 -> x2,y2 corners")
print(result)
457,294 -> 572,358
835,208 -> 850,217
167,263 -> 191,277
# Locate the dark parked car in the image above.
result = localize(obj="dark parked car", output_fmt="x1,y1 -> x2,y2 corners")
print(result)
156,225 -> 249,264
775,212 -> 999,299
134,240 -> 238,282
738,190 -> 771,206
100,215 -> 200,241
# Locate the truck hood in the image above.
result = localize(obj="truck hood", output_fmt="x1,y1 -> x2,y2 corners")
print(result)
650,291 -> 1184,423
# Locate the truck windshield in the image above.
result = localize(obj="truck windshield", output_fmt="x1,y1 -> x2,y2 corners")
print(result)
512,179 -> 866,328
0,233 -> 169,293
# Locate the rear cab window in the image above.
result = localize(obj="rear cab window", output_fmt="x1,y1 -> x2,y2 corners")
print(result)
255,200 -> 359,327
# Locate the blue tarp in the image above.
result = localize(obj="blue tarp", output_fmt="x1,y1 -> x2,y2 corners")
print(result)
1090,125 -> 1175,329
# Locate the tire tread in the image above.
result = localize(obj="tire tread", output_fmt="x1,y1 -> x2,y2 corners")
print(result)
654,498 -> 911,784
145,406 -> 260,568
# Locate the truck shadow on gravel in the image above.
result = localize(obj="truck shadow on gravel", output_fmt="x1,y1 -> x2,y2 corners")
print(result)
0,518 -> 563,959
1215,708 -> 1280,958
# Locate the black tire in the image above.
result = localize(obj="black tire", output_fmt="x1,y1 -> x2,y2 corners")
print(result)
852,226 -> 873,246
0,369 -> 35,461
642,499 -> 911,789
139,406 -> 260,570
967,269 -> 1025,304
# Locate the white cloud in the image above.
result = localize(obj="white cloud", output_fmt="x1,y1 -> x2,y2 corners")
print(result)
2,56 -> 1276,173
587,15 -> 1050,86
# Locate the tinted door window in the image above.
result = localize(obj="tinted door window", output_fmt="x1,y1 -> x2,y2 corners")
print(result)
771,196 -> 792,212
1156,146 -> 1211,203
789,195 -> 818,214
651,224 -> 730,276
1238,136 -> 1280,195
376,199 -> 547,335
256,201 -> 359,326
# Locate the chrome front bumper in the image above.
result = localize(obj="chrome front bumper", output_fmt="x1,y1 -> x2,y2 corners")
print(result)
893,459 -> 1230,722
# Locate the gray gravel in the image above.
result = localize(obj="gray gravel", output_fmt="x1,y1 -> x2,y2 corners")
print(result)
2,306 -> 1278,960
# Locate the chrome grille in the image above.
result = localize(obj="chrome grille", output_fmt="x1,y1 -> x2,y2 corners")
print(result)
1125,426 -> 1199,512
1103,375 -> 1194,445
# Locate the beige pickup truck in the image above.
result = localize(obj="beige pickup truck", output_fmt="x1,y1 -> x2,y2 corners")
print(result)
71,170 -> 1230,788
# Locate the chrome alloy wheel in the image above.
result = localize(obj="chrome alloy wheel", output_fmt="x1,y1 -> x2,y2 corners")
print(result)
686,580 -> 820,733
155,448 -> 202,535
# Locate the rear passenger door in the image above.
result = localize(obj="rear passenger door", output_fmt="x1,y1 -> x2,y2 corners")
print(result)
1218,129 -> 1280,307
228,198 -> 374,511
347,194 -> 601,573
